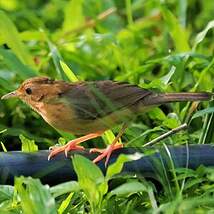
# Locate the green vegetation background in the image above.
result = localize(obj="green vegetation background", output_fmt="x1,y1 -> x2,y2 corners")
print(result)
0,0 -> 213,213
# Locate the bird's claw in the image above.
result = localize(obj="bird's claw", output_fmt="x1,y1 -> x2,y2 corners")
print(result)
90,143 -> 123,167
48,142 -> 85,160
48,132 -> 103,160
49,144 -> 61,151
64,145 -> 85,157
48,145 -> 66,160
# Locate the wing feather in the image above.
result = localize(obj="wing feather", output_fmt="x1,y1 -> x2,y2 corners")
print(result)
62,81 -> 151,120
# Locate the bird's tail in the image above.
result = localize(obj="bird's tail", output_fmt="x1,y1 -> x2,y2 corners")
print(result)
141,92 -> 214,106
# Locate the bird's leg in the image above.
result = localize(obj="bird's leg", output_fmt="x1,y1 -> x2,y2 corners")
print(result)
90,123 -> 128,167
48,131 -> 104,160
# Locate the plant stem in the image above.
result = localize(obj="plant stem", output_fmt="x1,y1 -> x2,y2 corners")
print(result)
126,0 -> 133,25
143,123 -> 188,147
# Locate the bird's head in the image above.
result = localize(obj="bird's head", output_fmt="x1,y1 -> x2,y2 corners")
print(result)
1,77 -> 71,110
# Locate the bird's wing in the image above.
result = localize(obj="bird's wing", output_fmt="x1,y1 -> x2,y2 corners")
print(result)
61,81 -> 152,120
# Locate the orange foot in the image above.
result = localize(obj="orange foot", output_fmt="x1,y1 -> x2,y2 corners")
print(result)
48,132 -> 103,160
48,141 -> 84,160
90,143 -> 123,167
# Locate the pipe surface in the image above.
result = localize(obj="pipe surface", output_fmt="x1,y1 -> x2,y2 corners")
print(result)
0,145 -> 213,185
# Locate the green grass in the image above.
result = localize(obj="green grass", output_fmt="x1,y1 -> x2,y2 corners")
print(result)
0,0 -> 214,213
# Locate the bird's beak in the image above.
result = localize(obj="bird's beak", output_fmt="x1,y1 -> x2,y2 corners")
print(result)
1,91 -> 18,100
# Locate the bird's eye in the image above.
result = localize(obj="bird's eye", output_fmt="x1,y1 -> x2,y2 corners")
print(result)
25,88 -> 32,95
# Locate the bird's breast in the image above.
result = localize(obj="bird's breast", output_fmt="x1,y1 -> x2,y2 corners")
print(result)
32,102 -> 134,135
32,102 -> 102,135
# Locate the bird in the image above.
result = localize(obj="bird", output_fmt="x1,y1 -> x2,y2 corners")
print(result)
1,77 -> 213,166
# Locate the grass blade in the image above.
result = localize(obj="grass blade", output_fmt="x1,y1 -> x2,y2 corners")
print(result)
19,134 -> 38,152
191,107 -> 214,120
50,181 -> 80,198
193,20 -> 214,50
60,60 -> 79,82
0,48 -> 37,78
198,101 -> 214,144
15,176 -> 57,214
0,10 -> 35,67
62,0 -> 84,32
161,6 -> 190,52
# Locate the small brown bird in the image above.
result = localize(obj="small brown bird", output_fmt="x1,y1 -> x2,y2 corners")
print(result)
1,77 -> 213,165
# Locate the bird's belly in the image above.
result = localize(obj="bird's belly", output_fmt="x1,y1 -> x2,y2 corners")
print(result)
38,103 -> 134,135
45,116 -> 108,135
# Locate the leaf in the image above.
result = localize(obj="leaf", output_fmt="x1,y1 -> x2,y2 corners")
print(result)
102,129 -> 122,146
20,30 -> 46,41
198,102 -> 214,144
0,77 -> 15,91
72,155 -> 105,186
0,185 -> 14,203
62,0 -> 84,32
193,20 -> 214,50
58,192 -> 74,214
163,118 -> 180,129
1,142 -> 7,152
191,107 -> 214,120
50,181 -> 80,198
19,134 -> 38,152
183,178 -> 206,190
72,155 -> 108,210
125,0 -> 133,25
0,10 -> 34,67
0,48 -> 37,78
109,181 -> 147,197
48,41 -> 67,80
148,107 -> 167,121
206,169 -> 214,182
161,6 -> 190,52
0,129 -> 7,134
60,60 -> 79,82
160,65 -> 176,85
15,176 -> 57,214
106,154 -> 131,179
178,0 -> 187,27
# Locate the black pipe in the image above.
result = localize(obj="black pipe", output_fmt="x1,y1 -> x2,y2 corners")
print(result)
0,145 -> 213,185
